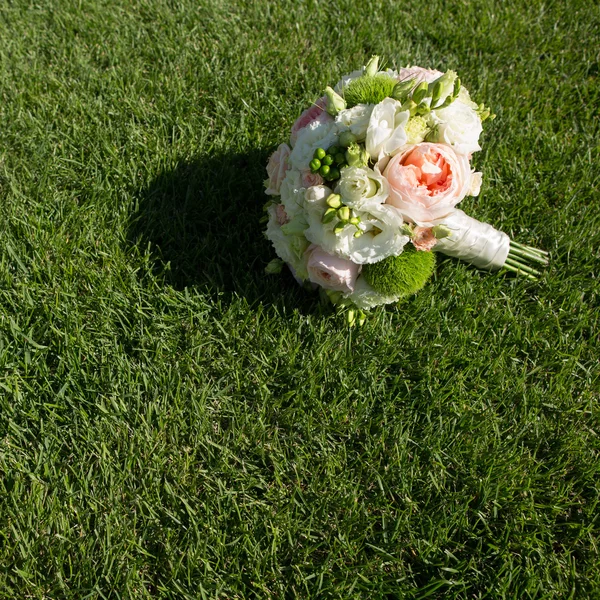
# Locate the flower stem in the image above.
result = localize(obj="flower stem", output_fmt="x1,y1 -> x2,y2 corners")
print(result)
502,262 -> 538,281
502,240 -> 549,279
508,246 -> 549,265
504,257 -> 541,276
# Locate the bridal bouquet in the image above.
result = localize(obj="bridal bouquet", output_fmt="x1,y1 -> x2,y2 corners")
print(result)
263,57 -> 547,320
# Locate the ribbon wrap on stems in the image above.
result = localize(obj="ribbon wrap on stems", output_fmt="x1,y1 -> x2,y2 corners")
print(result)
434,209 -> 510,270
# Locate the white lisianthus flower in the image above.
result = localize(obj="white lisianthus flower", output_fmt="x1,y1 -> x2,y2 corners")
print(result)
289,120 -> 338,172
365,98 -> 410,160
279,169 -> 306,220
343,275 -> 401,310
304,184 -> 332,205
335,104 -> 374,141
265,205 -> 309,280
336,166 -> 388,211
429,100 -> 483,155
339,204 -> 409,264
304,192 -> 409,265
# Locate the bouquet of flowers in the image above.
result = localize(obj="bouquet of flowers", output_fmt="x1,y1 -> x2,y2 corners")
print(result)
263,57 -> 547,321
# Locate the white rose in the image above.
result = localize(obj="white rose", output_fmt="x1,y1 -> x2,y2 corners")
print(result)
265,205 -> 309,280
429,100 -> 483,156
335,104 -> 374,140
289,120 -> 338,172
336,166 -> 388,211
365,98 -> 410,160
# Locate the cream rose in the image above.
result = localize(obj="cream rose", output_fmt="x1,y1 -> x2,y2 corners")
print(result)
383,143 -> 481,224
264,144 -> 291,195
335,104 -> 374,140
306,245 -> 359,293
429,100 -> 483,156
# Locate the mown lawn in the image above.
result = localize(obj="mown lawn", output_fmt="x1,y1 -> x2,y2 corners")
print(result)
0,0 -> 599,597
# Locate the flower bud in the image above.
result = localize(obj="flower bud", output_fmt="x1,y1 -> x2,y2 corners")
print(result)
400,223 -> 414,236
429,70 -> 458,109
337,206 -> 351,222
365,55 -> 380,77
411,81 -> 429,105
334,222 -> 346,234
324,85 -> 346,116
358,310 -> 367,326
322,207 -> 337,224
415,101 -> 431,116
345,142 -> 369,168
338,131 -> 357,148
326,193 -> 342,209
430,81 -> 442,104
326,289 -> 343,304
346,309 -> 357,326
265,259 -> 284,275
432,224 -> 452,240
392,78 -> 416,102
453,76 -> 461,98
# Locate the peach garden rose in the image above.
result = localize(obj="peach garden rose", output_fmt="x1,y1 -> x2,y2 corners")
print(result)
383,143 -> 481,224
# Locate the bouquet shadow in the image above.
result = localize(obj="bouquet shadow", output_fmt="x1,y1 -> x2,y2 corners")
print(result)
128,150 -> 322,313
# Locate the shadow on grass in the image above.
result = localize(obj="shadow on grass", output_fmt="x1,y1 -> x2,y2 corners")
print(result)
128,149 -> 325,314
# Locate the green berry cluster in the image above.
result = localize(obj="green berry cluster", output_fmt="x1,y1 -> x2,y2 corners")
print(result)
321,193 -> 363,238
309,146 -> 347,182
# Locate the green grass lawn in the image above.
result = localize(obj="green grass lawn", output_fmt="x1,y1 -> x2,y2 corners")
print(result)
0,0 -> 599,597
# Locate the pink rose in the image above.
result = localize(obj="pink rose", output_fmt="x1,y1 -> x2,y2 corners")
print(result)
306,245 -> 359,294
290,96 -> 333,147
300,169 -> 324,188
397,66 -> 442,85
383,143 -> 476,224
412,227 -> 437,251
265,143 -> 291,196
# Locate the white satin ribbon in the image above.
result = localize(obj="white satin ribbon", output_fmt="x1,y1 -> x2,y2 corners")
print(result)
434,210 -> 510,271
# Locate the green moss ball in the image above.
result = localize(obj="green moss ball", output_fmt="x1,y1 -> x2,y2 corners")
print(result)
343,75 -> 397,107
362,245 -> 436,298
